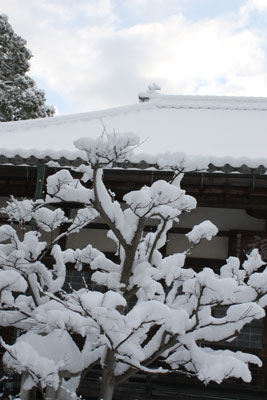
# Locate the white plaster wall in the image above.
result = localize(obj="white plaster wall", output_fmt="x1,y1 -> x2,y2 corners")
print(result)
0,200 -> 264,261
177,207 -> 265,231
167,233 -> 229,260
66,228 -> 116,252
73,206 -> 265,232
3,223 -> 61,243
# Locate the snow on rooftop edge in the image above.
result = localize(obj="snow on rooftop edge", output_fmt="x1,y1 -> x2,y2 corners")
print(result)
1,91 -> 267,169
1,92 -> 267,133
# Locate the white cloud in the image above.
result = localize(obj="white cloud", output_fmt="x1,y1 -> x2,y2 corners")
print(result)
79,0 -> 114,17
116,0 -> 182,23
2,0 -> 267,114
244,0 -> 267,12
239,0 -> 267,24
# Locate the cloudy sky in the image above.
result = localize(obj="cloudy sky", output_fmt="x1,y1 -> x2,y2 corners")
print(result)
2,0 -> 267,115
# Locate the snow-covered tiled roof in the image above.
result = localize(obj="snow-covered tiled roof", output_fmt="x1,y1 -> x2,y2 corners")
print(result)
0,91 -> 267,168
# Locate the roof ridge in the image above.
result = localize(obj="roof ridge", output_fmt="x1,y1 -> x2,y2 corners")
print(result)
139,92 -> 267,111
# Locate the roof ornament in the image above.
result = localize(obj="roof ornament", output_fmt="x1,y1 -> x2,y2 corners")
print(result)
138,83 -> 161,102
148,82 -> 161,92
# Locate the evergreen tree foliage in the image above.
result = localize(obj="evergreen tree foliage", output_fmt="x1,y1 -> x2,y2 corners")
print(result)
0,14 -> 55,122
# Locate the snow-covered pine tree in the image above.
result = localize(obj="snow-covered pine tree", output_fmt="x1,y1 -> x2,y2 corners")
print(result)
0,132 -> 267,400
0,14 -> 55,122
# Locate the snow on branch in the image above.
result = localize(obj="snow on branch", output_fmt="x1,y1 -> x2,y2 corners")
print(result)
0,131 -> 266,400
74,131 -> 140,167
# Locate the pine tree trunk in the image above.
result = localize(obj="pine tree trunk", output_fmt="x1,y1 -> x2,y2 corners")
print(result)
98,348 -> 116,400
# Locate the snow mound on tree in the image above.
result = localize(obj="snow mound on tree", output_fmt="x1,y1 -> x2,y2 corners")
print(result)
3,330 -> 82,390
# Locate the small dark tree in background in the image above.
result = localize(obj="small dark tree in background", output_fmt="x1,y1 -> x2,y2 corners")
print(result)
0,14 -> 55,122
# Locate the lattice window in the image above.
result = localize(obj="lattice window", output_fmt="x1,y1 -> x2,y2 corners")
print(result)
64,268 -> 95,291
213,307 -> 263,349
